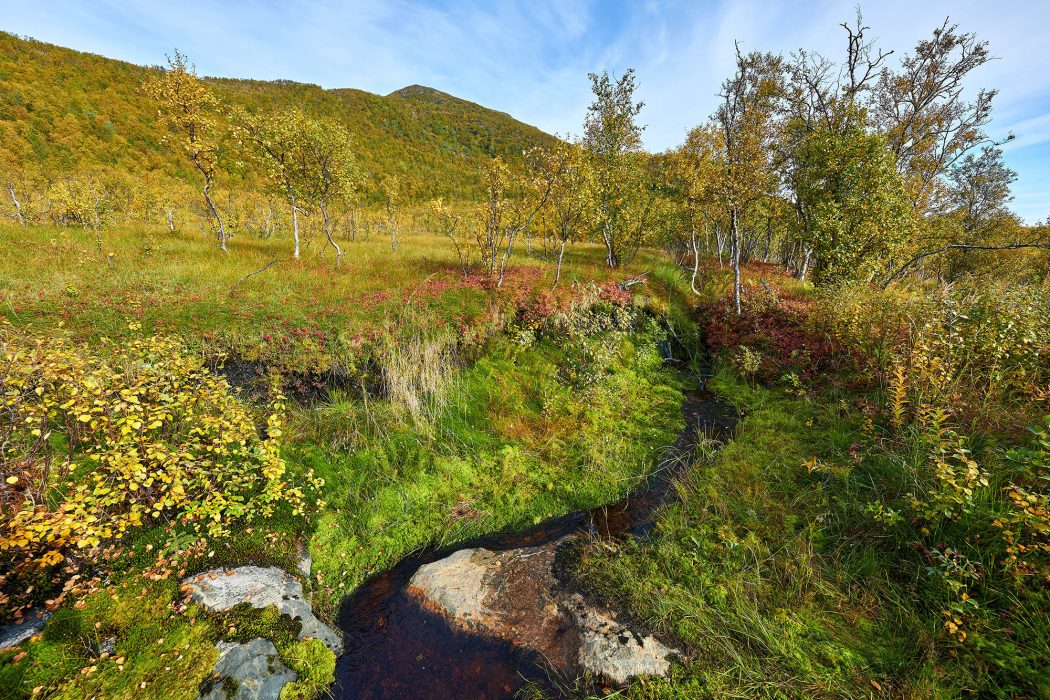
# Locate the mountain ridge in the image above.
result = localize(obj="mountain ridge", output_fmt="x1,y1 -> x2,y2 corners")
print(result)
0,32 -> 557,199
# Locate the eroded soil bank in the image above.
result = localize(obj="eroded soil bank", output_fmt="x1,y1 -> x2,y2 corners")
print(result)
333,388 -> 737,699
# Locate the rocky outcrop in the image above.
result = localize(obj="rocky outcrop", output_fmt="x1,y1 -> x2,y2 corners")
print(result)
198,638 -> 295,700
182,566 -> 342,654
406,543 -> 678,685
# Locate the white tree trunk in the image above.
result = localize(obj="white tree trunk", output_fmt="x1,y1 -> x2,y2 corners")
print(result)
552,237 -> 567,289
202,179 -> 227,252
290,195 -> 301,259
799,247 -> 813,282
321,203 -> 341,269
8,183 -> 24,226
732,208 -> 742,315
690,225 -> 702,295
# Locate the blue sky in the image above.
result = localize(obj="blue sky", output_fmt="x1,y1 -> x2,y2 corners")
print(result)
2,0 -> 1048,222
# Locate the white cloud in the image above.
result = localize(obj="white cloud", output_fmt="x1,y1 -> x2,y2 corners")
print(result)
1,0 -> 1046,220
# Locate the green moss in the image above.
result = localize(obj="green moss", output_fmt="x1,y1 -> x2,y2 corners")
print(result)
214,604 -> 302,648
0,580 -> 218,700
278,639 -> 336,700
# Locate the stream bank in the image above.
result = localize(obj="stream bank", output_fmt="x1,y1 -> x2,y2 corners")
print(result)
332,388 -> 737,698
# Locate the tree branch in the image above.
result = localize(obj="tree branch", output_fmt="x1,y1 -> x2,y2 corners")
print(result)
230,258 -> 289,294
882,243 -> 1050,289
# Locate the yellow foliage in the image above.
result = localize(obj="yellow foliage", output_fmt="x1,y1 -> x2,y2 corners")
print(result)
0,322 -> 317,613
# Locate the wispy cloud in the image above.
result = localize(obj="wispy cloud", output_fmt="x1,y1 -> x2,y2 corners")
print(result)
2,0 -> 1047,220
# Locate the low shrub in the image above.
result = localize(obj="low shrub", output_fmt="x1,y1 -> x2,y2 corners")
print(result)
0,321 -> 321,620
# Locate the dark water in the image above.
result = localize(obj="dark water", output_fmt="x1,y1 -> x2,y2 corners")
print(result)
333,388 -> 737,699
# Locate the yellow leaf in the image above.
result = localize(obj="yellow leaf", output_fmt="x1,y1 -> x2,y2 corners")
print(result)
5,476 -> 17,485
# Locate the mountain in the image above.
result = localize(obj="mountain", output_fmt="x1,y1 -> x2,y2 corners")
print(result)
0,32 -> 558,200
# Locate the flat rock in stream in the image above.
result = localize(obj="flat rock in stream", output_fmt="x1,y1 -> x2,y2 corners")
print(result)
407,544 -> 678,685
406,548 -> 494,625
198,638 -> 295,700
183,566 -> 343,654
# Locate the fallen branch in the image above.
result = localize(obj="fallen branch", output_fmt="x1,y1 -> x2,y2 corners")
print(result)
882,242 -> 1050,289
618,271 -> 650,291
230,258 -> 289,294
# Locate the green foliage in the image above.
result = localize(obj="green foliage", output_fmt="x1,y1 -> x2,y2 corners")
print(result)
583,69 -> 650,268
789,120 -> 912,283
819,280 -> 1049,426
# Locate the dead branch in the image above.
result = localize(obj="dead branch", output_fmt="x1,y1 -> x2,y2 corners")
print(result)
230,258 -> 289,294
617,271 -> 650,291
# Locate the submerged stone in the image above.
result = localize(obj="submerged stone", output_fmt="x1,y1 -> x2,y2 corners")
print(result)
407,544 -> 678,685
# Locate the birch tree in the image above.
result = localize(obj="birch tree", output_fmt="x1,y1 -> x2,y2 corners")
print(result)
296,117 -> 358,269
234,108 -> 310,259
715,48 -> 783,313
538,142 -> 593,288
143,50 -> 227,251
583,69 -> 647,268
673,125 -> 720,294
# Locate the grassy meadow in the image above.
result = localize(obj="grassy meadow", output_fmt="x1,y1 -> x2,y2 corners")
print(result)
1,16 -> 1048,700
0,219 -> 1047,699
0,220 -> 699,699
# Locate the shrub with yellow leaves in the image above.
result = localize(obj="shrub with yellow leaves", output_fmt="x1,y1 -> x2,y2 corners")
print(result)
0,321 -> 318,617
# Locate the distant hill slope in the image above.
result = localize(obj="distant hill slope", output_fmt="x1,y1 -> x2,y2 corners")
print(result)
0,32 -> 557,199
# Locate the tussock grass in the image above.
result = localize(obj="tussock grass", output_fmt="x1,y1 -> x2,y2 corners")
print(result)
379,305 -> 460,427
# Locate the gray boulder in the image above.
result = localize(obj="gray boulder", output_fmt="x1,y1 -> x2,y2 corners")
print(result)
198,638 -> 295,700
183,566 -> 342,654
0,610 -> 50,649
565,594 -> 677,685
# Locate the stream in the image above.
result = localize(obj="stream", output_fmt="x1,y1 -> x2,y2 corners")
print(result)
332,385 -> 738,699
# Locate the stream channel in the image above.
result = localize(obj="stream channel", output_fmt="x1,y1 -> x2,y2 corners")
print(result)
332,378 -> 738,699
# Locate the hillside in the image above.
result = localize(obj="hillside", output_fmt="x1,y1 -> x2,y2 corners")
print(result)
0,32 -> 556,199
1,13 -> 1048,700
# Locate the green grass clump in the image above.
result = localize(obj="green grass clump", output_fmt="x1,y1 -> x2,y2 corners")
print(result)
575,367 -> 941,698
301,321 -> 686,615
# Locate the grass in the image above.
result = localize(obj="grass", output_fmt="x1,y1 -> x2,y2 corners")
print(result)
300,325 -> 686,615
572,367 -> 936,698
573,361 -> 1050,699
0,220 -> 659,346
0,219 -> 696,698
